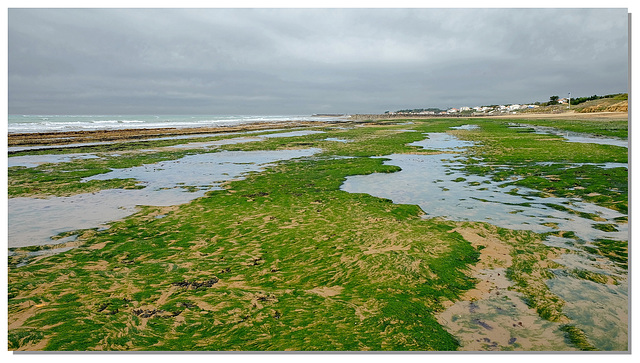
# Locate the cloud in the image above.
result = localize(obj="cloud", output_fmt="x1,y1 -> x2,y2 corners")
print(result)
8,8 -> 628,114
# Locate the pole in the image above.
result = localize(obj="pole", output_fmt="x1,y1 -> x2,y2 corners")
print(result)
568,92 -> 571,109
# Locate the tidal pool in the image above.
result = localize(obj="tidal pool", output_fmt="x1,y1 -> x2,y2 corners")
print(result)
437,270 -> 576,351
8,153 -> 100,168
7,128 -> 323,153
450,124 -> 480,130
261,130 -> 325,138
546,275 -> 628,351
341,153 -> 627,242
8,148 -> 321,248
409,132 -> 475,150
166,130 -> 325,149
341,131 -> 628,351
167,136 -> 264,149
508,124 -> 628,148
325,137 -> 350,143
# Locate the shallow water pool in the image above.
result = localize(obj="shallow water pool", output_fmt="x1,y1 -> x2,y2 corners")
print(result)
341,131 -> 628,350
8,148 -> 321,248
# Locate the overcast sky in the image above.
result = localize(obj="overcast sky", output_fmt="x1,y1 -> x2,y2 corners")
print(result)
8,8 -> 629,115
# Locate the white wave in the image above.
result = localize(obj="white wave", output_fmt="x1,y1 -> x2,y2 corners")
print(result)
8,114 -> 347,133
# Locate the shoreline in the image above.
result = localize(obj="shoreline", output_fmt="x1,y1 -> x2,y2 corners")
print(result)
8,116 -> 628,351
350,111 -> 628,122
8,112 -> 627,148
486,111 -> 628,120
8,120 -> 337,147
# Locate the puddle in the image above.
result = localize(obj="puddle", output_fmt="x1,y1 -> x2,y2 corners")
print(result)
508,124 -> 628,148
341,131 -> 628,350
8,148 -> 321,248
8,153 -> 100,168
438,276 -> 575,351
553,253 -> 624,280
167,137 -> 263,149
166,130 -> 325,149
10,246 -> 77,268
261,130 -> 325,138
409,132 -> 475,150
341,152 -> 627,242
324,138 -> 350,143
450,124 -> 480,130
535,161 -> 627,169
547,275 -> 628,351
144,128 -> 286,142
9,141 -> 124,153
7,128 -> 322,153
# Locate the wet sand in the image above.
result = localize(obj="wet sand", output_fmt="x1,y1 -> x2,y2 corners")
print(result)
8,112 -> 627,147
8,117 -> 628,351
350,111 -> 628,122
9,147 -> 322,248
437,225 -> 576,351
8,120 -> 334,147
488,111 -> 628,121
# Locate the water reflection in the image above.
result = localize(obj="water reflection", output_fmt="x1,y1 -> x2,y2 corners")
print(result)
7,129 -> 325,153
341,153 -> 626,242
8,148 -> 321,248
547,276 -> 628,351
409,132 -> 475,150
8,153 -> 100,168
341,131 -> 628,350
508,124 -> 628,148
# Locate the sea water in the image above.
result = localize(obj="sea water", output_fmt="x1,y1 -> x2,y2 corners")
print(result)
8,148 -> 321,248
8,114 -> 348,133
341,129 -> 628,350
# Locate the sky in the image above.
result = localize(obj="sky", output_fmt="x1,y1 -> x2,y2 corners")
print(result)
7,7 -> 630,115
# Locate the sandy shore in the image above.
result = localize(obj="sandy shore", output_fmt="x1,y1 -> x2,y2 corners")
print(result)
486,111 -> 628,121
350,111 -> 628,122
8,120 -> 335,147
8,111 -> 627,147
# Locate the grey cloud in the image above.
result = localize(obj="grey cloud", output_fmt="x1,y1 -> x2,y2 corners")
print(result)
8,8 -> 628,115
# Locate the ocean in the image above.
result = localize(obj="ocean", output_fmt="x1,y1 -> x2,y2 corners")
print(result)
7,114 -> 349,133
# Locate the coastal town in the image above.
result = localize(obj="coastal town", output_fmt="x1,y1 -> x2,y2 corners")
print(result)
381,92 -> 628,117
386,98 -> 570,116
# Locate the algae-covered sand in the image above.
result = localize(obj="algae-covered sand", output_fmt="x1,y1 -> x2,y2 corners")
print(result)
7,117 -> 628,351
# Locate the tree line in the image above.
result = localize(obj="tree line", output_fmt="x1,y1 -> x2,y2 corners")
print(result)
545,93 -> 627,106
388,107 -> 445,114
569,93 -> 627,105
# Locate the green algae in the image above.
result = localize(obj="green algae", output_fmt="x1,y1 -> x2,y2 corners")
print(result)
506,119 -> 628,139
457,122 -> 627,213
8,117 -> 628,351
560,325 -> 598,351
584,239 -> 628,269
8,132 -> 477,351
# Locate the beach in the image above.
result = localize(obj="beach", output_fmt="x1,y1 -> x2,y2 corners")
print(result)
8,120 -> 336,148
9,111 -> 627,148
7,115 -> 629,351
7,6 -> 630,353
